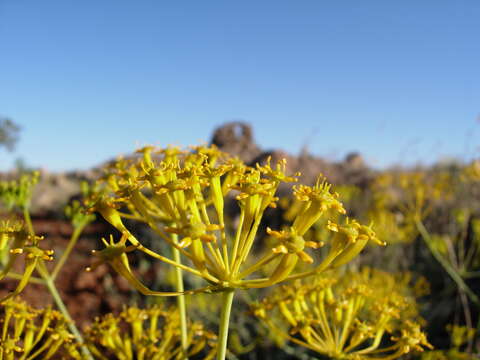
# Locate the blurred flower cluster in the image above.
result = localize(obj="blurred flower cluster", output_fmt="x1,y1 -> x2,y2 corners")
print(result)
85,304 -> 217,360
0,297 -> 81,359
253,267 -> 432,359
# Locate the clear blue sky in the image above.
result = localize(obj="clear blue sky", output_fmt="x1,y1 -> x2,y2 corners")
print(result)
0,1 -> 479,171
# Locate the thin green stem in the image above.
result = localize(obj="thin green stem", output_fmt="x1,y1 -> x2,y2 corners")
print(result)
22,206 -> 93,360
52,225 -> 83,280
22,207 -> 34,237
217,289 -> 235,360
230,211 -> 245,273
4,272 -> 45,285
171,233 -> 188,359
36,261 -> 94,360
416,219 -> 480,305
237,252 -> 280,279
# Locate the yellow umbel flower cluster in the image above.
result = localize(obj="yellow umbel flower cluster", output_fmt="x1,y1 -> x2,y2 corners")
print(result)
0,297 -> 81,360
253,268 -> 432,360
85,145 -> 382,294
85,304 -> 216,360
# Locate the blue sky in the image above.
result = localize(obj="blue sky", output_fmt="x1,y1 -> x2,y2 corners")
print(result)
0,1 -> 479,171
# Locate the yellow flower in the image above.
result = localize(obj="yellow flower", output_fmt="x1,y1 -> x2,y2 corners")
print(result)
88,145 -> 382,295
254,268 -> 432,359
85,304 -> 217,360
0,298 -> 80,359
292,177 -> 346,236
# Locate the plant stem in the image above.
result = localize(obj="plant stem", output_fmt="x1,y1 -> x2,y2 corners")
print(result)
217,289 -> 235,360
416,219 -> 480,305
172,234 -> 188,359
37,262 -> 94,360
5,271 -> 45,285
23,208 -> 93,360
22,207 -> 34,237
52,225 -> 83,280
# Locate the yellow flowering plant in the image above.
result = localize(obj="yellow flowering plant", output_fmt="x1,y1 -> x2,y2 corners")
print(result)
85,145 -> 384,360
0,172 -> 54,303
0,297 -> 82,360
366,172 -> 441,245
253,268 -> 432,359
85,304 -> 217,360
0,173 -> 97,359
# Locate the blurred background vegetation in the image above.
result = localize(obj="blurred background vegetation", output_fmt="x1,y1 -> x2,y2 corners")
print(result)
1,121 -> 478,358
